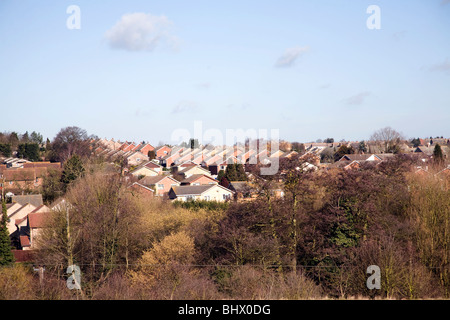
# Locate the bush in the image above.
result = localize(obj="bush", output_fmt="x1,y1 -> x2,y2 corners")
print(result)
0,265 -> 35,300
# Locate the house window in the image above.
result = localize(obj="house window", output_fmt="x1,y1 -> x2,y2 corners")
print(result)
204,195 -> 210,201
136,158 -> 141,162
186,195 -> 195,201
157,184 -> 164,190
222,194 -> 230,200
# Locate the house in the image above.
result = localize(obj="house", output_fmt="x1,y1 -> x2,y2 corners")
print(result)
168,184 -> 234,202
128,182 -> 155,197
27,211 -> 50,249
1,164 -> 61,194
414,146 -> 434,157
238,149 -> 256,164
161,152 -> 181,168
130,166 -> 159,178
156,145 -> 172,159
208,157 -> 240,175
1,158 -> 30,168
298,162 -> 319,172
137,143 -> 155,156
138,175 -> 180,197
343,160 -> 362,170
415,145 -> 449,158
118,142 -> 131,151
99,138 -> 122,151
14,207 -> 51,251
373,154 -> 395,161
14,206 -> 46,239
192,152 -> 208,165
177,165 -> 212,179
143,161 -> 162,172
327,159 -> 366,170
338,154 -> 375,162
299,153 -> 321,166
130,161 -> 162,178
180,174 -> 218,186
175,152 -> 196,165
125,151 -> 149,167
6,203 -> 37,235
228,181 -> 256,200
201,154 -> 223,168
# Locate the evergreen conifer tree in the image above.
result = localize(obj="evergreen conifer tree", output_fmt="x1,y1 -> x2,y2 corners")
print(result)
0,201 -> 14,266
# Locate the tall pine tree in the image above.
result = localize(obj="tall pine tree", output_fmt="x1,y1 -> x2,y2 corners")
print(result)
433,143 -> 444,166
0,201 -> 14,266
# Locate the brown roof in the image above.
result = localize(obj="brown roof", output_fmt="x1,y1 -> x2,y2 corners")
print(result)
178,161 -> 197,167
139,175 -> 179,186
23,162 -> 62,169
2,166 -> 58,181
181,174 -> 217,184
144,161 -> 161,169
20,235 -> 30,247
28,212 -> 50,228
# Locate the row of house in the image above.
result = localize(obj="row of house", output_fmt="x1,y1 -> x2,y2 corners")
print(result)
126,158 -> 236,201
0,161 -> 62,196
96,138 -> 299,170
4,194 -> 48,251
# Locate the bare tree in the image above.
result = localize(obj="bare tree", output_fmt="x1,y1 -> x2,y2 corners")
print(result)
51,126 -> 92,162
369,126 -> 404,153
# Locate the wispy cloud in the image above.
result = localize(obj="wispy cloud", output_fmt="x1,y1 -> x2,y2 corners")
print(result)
429,59 -> 450,75
105,13 -> 179,52
275,46 -> 310,68
171,100 -> 200,114
343,91 -> 371,106
195,82 -> 211,90
319,83 -> 331,90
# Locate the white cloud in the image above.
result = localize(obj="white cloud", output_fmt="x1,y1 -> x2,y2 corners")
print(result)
105,13 -> 178,52
343,91 -> 371,106
275,46 -> 309,68
429,59 -> 450,75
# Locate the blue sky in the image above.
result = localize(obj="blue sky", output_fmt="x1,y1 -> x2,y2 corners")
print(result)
0,0 -> 449,145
